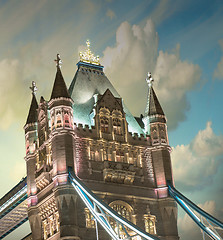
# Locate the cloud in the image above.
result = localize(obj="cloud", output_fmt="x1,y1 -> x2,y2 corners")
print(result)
0,16 -> 201,131
106,9 -> 116,20
0,59 -> 27,130
213,39 -> 223,80
192,121 -> 223,157
101,19 -> 201,130
0,0 -> 46,47
101,20 -> 158,119
0,46 -> 58,131
149,0 -> 179,26
172,121 -> 223,190
154,45 -> 201,129
178,200 -> 217,240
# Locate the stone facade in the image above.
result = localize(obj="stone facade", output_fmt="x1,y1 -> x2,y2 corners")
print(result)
24,50 -> 179,240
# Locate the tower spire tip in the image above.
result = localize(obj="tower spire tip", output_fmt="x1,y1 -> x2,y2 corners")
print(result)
146,72 -> 154,88
29,81 -> 37,95
54,53 -> 62,68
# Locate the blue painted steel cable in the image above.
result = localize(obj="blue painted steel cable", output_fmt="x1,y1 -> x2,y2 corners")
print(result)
167,181 -> 223,229
68,168 -> 161,240
168,187 -> 220,240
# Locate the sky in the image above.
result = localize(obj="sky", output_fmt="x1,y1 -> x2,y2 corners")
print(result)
0,0 -> 223,239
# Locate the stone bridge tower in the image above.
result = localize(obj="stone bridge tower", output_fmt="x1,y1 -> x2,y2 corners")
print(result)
24,42 -> 179,240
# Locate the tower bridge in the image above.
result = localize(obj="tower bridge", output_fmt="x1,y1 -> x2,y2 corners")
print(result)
0,41 -> 222,240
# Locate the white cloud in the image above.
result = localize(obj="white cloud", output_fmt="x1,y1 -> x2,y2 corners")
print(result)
0,17 -> 202,131
154,45 -> 201,129
102,19 -> 201,130
172,121 -> 223,189
101,20 -> 158,119
192,122 -> 223,157
106,9 -> 116,20
178,200 -> 217,240
213,39 -> 223,80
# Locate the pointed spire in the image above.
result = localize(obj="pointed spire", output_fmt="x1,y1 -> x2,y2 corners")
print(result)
144,72 -> 165,117
50,54 -> 70,100
26,81 -> 38,125
40,96 -> 45,103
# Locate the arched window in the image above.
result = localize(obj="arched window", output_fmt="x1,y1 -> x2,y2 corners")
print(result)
51,115 -> 55,130
49,215 -> 54,236
113,118 -> 122,135
116,149 -> 124,162
144,213 -> 156,235
55,212 -> 59,231
160,127 -> 166,143
43,220 -> 47,239
64,114 -> 70,128
100,116 -> 109,133
84,208 -> 95,228
109,201 -> 134,238
56,111 -> 62,128
152,128 -> 158,139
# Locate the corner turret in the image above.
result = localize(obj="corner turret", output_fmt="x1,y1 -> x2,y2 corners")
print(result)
24,82 -> 41,239
48,54 -> 73,131
143,73 -> 168,145
48,54 -> 77,239
24,81 -> 38,154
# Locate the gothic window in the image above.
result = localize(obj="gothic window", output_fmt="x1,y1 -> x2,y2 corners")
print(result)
160,126 -> 166,143
107,147 -> 112,161
89,144 -> 95,161
39,150 -> 46,166
46,150 -> 52,166
128,151 -> 134,164
109,201 -> 134,238
43,220 -> 47,239
51,115 -> 55,130
49,215 -> 54,235
90,151 -> 95,161
87,145 -> 91,160
144,213 -> 156,235
56,115 -> 62,128
55,212 -> 59,231
137,151 -> 142,167
152,128 -> 158,139
103,149 -> 108,161
100,116 -> 109,133
36,155 -> 40,170
84,208 -> 95,228
95,150 -> 99,161
100,149 -> 104,161
64,113 -> 70,128
113,118 -> 122,135
116,149 -> 124,162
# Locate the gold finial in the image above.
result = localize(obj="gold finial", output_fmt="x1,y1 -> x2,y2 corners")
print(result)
30,81 -> 37,95
86,39 -> 90,49
54,53 -> 62,68
79,40 -> 100,65
146,72 -> 154,87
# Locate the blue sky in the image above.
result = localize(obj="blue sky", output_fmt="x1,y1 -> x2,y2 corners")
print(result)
0,0 -> 223,239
